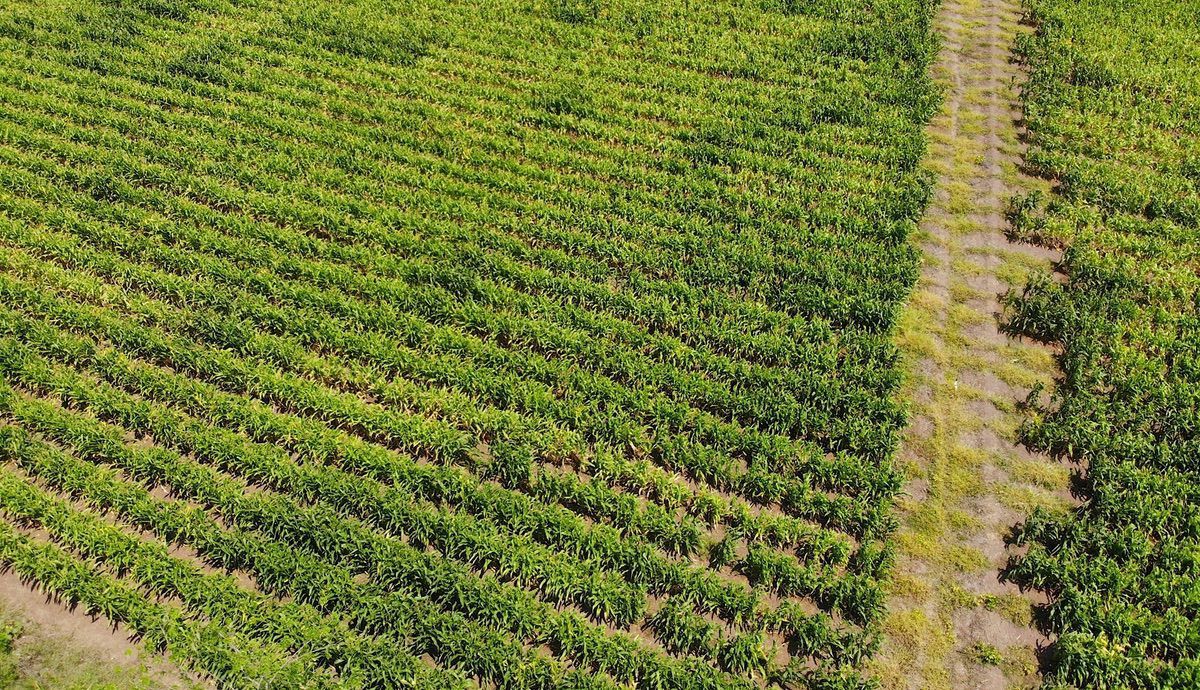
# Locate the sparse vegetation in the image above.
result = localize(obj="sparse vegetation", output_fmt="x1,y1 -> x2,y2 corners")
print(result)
0,604 -> 195,690
872,0 -> 1070,687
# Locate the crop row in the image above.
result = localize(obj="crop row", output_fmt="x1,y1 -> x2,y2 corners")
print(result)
0,90 -> 909,465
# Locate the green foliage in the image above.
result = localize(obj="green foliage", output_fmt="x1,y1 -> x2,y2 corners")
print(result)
0,620 -> 21,655
0,0 -> 940,686
717,632 -> 769,677
166,35 -> 239,86
538,80 -> 595,119
0,619 -> 20,688
106,0 -> 200,22
1004,0 -> 1200,687
283,1 -> 442,66
547,0 -> 600,24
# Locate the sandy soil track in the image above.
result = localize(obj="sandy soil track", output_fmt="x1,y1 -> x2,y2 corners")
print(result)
874,0 -> 1072,687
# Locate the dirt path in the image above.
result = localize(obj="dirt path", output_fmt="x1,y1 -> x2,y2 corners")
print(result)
872,0 -> 1071,687
0,568 -> 201,688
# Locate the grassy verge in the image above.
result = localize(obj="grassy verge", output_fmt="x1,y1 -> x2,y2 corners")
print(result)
0,603 -> 196,689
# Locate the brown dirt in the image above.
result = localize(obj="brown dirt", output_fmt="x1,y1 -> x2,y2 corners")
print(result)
0,569 -> 143,663
0,569 -> 200,688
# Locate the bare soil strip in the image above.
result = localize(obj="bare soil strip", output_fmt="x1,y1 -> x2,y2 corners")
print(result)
874,0 -> 1073,687
0,567 -> 201,688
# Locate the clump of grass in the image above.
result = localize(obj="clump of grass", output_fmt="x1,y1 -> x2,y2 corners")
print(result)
115,0 -> 199,22
968,641 -> 1004,666
980,593 -> 1034,627
0,618 -> 23,687
1005,456 -> 1070,491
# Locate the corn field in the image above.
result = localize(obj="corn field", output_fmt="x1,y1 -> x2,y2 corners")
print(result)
1004,0 -> 1200,687
0,0 -> 940,687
